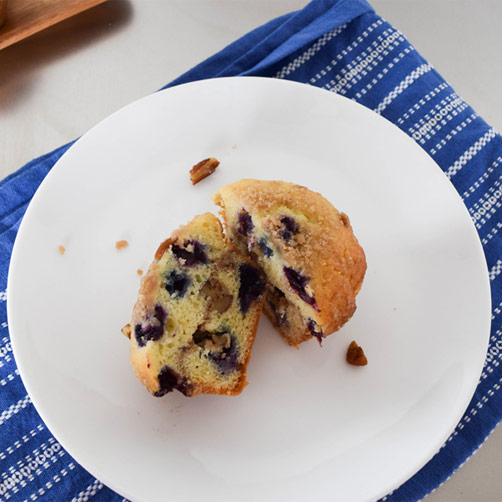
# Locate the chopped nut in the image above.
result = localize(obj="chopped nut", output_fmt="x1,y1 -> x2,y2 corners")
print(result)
204,333 -> 231,352
155,237 -> 175,261
193,329 -> 231,354
267,285 -> 289,327
58,245 -> 66,255
346,341 -> 368,366
137,269 -> 143,276
201,278 -> 233,313
189,157 -> 220,185
116,240 -> 129,250
122,324 -> 132,339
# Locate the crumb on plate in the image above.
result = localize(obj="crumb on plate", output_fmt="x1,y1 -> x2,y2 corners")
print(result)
189,157 -> 220,185
116,240 -> 129,250
121,324 -> 131,339
58,245 -> 66,255
346,341 -> 368,366
137,269 -> 143,276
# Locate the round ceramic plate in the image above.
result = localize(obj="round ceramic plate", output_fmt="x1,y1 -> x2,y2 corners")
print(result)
8,77 -> 491,502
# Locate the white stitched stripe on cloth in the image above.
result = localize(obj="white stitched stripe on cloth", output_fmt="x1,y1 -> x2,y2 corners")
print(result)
483,222 -> 502,246
463,156 -> 502,199
395,82 -> 450,126
431,113 -> 479,157
275,23 -> 348,79
0,368 -> 19,387
0,424 -> 44,461
0,337 -> 12,360
323,28 -> 404,93
71,479 -> 104,502
354,45 -> 415,99
489,259 -> 502,281
446,128 -> 497,178
469,174 -> 502,229
20,462 -> 76,502
374,63 -> 432,114
408,93 -> 469,144
0,439 -> 66,498
0,395 -> 31,426
308,19 -> 384,85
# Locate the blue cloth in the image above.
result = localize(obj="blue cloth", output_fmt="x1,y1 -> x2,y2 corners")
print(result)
1,0 -> 501,500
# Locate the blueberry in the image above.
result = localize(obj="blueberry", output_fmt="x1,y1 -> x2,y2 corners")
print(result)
171,240 -> 208,266
307,318 -> 323,346
154,366 -> 180,396
165,270 -> 190,298
193,329 -> 239,374
283,267 -> 319,310
238,263 -> 265,313
154,366 -> 193,397
279,216 -> 299,242
210,336 -> 238,374
134,304 -> 167,347
258,237 -> 273,258
134,324 -> 145,346
154,305 -> 167,328
237,209 -> 254,236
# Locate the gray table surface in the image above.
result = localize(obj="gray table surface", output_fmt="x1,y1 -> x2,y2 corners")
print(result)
1,1 -> 501,500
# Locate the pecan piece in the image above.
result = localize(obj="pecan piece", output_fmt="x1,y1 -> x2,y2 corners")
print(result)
189,157 -> 220,185
0,1 -> 7,29
201,277 -> 233,313
346,341 -> 368,366
154,237 -> 175,261
122,324 -> 132,339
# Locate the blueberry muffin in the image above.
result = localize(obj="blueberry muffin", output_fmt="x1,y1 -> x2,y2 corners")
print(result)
213,180 -> 366,347
123,213 -> 265,397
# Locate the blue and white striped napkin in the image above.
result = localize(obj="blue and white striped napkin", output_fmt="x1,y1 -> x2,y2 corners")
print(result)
1,0 -> 501,500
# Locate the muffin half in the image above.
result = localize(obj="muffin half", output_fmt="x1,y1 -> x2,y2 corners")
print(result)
213,180 -> 366,347
124,213 -> 265,397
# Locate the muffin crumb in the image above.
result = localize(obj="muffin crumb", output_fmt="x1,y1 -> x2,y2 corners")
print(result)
58,245 -> 66,255
137,269 -> 143,276
116,240 -> 129,250
346,341 -> 368,366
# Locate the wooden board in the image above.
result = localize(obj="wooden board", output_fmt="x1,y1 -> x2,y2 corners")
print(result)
0,0 -> 106,50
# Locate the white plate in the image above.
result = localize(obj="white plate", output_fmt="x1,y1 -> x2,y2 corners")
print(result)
8,77 -> 491,502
